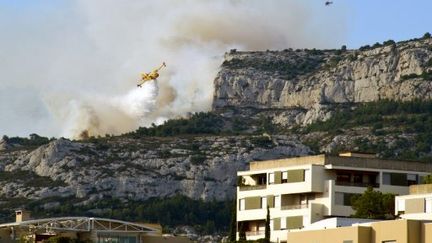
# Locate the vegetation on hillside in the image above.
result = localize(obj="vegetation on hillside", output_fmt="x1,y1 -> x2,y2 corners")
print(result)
222,54 -> 324,80
0,195 -> 232,235
127,112 -> 225,137
2,134 -> 51,148
124,112 -> 277,138
302,99 -> 432,160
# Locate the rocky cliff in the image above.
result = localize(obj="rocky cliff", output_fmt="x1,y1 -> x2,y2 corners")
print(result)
213,38 -> 432,126
0,136 -> 309,204
2,37 -> 432,236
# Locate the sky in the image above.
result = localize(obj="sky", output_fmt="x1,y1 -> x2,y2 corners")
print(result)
0,0 -> 431,138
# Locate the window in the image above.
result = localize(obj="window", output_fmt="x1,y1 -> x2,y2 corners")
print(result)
383,172 -> 409,186
239,199 -> 245,211
335,192 -> 359,206
261,197 -> 267,209
336,172 -> 351,183
335,192 -> 344,205
407,174 -> 418,185
269,173 -> 275,184
383,173 -> 391,185
287,170 -> 305,183
282,171 -> 288,183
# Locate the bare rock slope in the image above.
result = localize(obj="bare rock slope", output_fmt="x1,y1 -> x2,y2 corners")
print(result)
213,38 -> 432,126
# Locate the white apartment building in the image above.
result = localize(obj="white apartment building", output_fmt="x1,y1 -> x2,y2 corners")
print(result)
236,152 -> 432,242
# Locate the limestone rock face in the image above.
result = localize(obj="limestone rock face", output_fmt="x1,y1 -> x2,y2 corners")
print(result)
213,39 -> 432,125
0,136 -> 311,202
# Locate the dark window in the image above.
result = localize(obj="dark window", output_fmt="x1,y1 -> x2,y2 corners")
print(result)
383,172 -> 414,186
353,173 -> 362,183
337,172 -> 351,183
335,192 -> 359,206
344,193 -> 358,206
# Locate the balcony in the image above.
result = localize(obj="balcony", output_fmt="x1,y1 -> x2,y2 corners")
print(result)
281,204 -> 308,210
246,230 -> 264,237
335,181 -> 379,188
239,185 -> 267,191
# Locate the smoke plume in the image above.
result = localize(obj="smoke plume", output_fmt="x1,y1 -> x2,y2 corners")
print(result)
0,0 -> 347,138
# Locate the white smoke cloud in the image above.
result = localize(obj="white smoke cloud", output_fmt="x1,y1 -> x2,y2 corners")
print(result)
0,0 -> 347,138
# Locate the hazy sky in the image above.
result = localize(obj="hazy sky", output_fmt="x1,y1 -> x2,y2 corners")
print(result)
0,0 -> 431,138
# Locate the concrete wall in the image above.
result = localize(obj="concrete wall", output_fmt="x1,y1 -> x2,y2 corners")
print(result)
287,219 -> 425,243
406,198 -> 425,214
422,223 -> 432,243
410,184 -> 432,195
287,225 -> 367,243
327,155 -> 432,173
249,155 -> 325,171
371,219 -> 405,243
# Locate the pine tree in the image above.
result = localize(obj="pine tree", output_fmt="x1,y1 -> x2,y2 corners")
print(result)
264,205 -> 270,243
228,199 -> 237,242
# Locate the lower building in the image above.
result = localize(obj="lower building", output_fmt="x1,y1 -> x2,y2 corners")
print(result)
287,219 -> 432,243
287,183 -> 432,243
0,211 -> 192,243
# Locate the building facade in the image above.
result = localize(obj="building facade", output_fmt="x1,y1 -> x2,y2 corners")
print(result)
287,218 -> 432,243
0,211 -> 192,243
236,153 -> 432,242
395,184 -> 432,220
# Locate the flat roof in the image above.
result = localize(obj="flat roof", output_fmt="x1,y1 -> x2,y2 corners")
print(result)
0,217 -> 160,233
244,154 -> 432,173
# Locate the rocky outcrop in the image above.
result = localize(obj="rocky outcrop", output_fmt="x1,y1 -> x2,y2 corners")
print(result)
213,38 -> 432,126
0,136 -> 311,202
0,138 -> 13,151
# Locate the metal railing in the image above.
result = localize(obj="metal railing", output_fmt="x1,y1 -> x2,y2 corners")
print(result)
281,204 -> 308,210
239,185 -> 267,191
335,181 -> 379,188
245,230 -> 265,236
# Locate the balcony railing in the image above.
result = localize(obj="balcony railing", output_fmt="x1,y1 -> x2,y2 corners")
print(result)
281,204 -> 308,210
245,230 -> 264,236
239,185 -> 267,191
335,181 -> 379,188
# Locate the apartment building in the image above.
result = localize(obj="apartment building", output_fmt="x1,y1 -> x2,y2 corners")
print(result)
395,184 -> 432,220
236,153 -> 432,242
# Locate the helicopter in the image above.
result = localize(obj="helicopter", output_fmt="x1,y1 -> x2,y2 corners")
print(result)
325,1 -> 333,6
137,62 -> 166,88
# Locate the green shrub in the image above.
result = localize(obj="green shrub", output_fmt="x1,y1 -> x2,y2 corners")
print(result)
383,40 -> 396,46
190,154 -> 207,165
131,112 -> 224,137
250,136 -> 274,148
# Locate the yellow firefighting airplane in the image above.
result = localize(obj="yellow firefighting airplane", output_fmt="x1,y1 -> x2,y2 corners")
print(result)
137,62 -> 166,88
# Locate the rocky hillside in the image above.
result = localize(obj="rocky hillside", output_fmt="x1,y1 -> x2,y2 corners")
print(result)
2,36 -> 432,236
0,136 -> 309,202
214,37 -> 432,126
